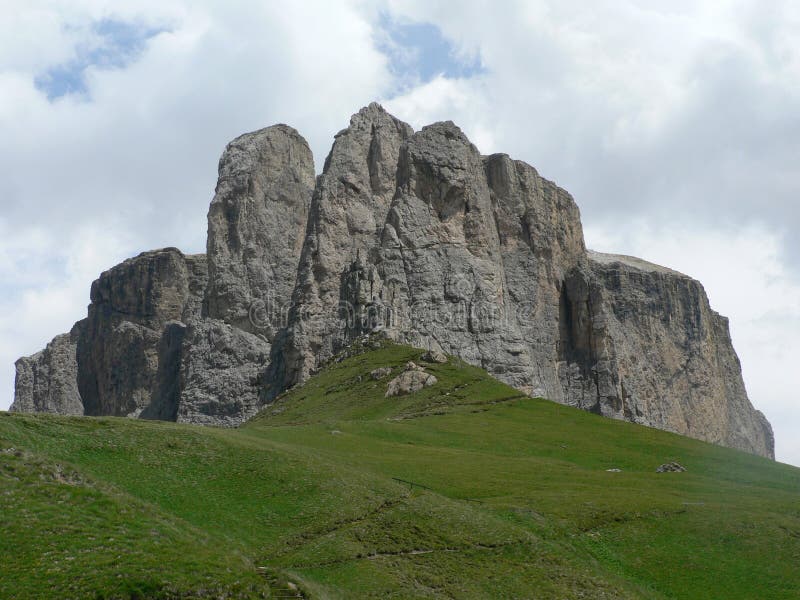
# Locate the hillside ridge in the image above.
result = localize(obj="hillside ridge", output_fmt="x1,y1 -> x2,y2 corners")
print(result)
2,342 -> 797,598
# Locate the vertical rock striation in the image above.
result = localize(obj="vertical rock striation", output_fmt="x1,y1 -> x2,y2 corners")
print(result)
76,248 -> 204,419
11,322 -> 85,415
205,125 -> 314,338
10,104 -> 774,458
175,124 -> 315,425
176,319 -> 271,425
579,252 -> 774,457
278,104 -> 413,389
281,115 -> 587,401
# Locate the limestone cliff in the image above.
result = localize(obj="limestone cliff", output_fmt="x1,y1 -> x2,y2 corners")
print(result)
10,104 -> 775,458
205,124 -> 314,338
581,251 -> 774,456
60,248 -> 208,420
11,322 -> 85,416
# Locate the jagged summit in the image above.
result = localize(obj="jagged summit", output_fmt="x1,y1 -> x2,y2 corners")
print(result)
10,105 -> 775,458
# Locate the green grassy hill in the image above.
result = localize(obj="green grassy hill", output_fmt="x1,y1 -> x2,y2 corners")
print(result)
1,340 -> 798,599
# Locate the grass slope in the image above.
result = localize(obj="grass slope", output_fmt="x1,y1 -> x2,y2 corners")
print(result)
1,339 -> 798,599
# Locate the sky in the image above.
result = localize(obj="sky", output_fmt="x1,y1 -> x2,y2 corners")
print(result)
1,0 -> 798,465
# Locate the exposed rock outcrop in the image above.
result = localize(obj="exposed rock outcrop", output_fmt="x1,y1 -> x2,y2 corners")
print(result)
11,321 -> 85,415
420,350 -> 448,364
579,251 -> 774,457
177,319 -> 270,426
385,362 -> 437,397
205,125 -> 314,338
370,367 -> 393,380
10,103 -> 774,459
278,104 -> 414,389
75,248 -> 205,418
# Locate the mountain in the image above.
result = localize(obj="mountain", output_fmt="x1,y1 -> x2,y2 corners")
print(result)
1,341 -> 797,598
10,104 -> 773,458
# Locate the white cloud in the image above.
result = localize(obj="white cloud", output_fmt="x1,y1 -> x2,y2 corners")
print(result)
1,1 -> 797,466
0,221 -> 137,408
382,1 -> 800,464
384,1 -> 800,260
0,0 -> 394,412
384,76 -> 496,150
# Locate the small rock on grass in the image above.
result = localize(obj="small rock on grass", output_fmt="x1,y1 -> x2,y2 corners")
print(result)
370,367 -> 393,380
386,369 -> 438,397
656,462 -> 686,473
421,350 -> 448,364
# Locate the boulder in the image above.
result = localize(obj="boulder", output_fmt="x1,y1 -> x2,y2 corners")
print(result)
421,350 -> 448,364
385,369 -> 438,397
370,367 -> 392,380
656,462 -> 687,473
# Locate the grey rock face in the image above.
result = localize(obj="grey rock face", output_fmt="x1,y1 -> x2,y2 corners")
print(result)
11,120 -> 317,427
570,251 -> 775,458
485,152 -> 588,399
196,124 -> 315,423
183,253 -> 210,321
176,318 -> 270,426
205,125 -> 314,338
10,104 -> 774,459
11,321 -> 85,415
279,103 -> 413,389
281,117 -> 590,413
76,248 -> 205,418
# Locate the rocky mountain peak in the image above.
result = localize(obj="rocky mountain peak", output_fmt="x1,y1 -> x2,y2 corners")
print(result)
205,123 -> 314,336
10,105 -> 775,459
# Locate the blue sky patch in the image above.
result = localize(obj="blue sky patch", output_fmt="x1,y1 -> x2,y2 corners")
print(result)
377,14 -> 484,87
35,19 -> 166,100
